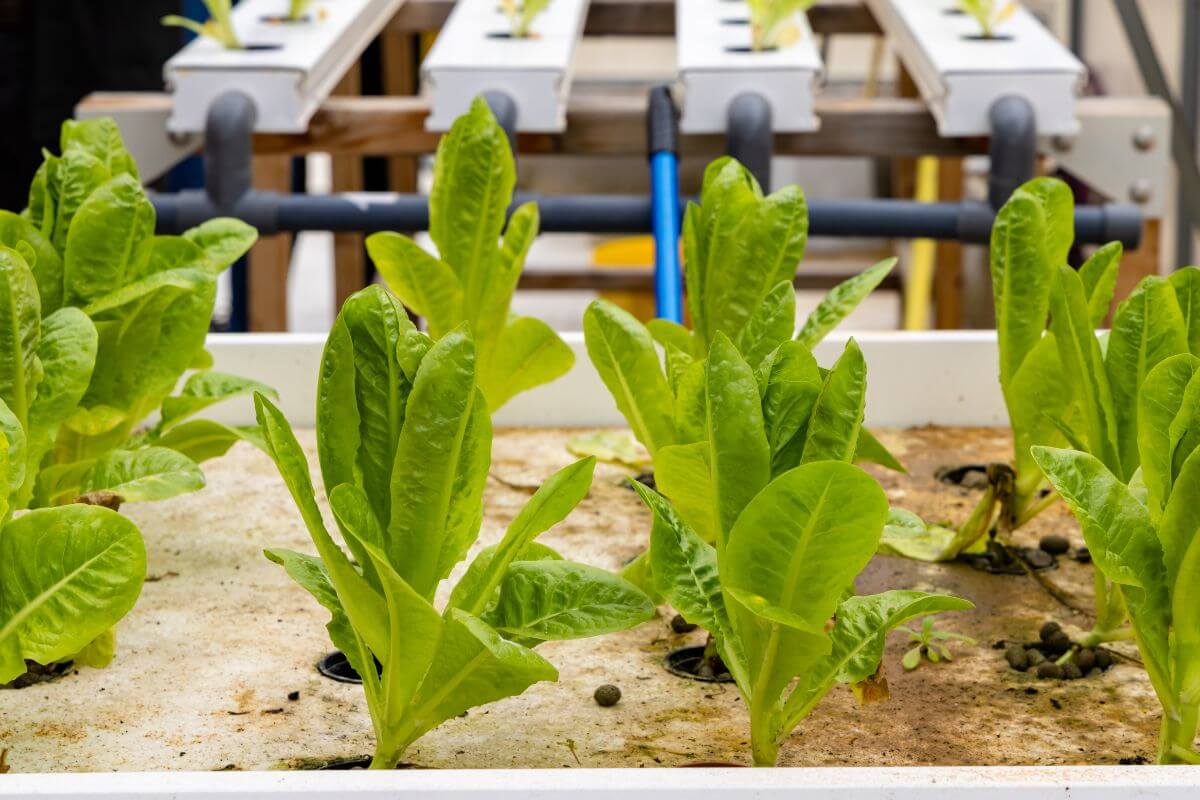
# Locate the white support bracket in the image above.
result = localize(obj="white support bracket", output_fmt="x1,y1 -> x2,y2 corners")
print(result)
164,0 -> 406,134
865,0 -> 1085,137
1045,96 -> 1172,217
421,0 -> 590,133
677,0 -> 823,134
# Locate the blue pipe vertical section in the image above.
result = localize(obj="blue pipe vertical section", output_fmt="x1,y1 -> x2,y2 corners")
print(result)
647,86 -> 683,323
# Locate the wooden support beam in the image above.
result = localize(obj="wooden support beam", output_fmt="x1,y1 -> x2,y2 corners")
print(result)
248,155 -> 292,332
933,157 -> 965,329
331,65 -> 365,316
248,94 -> 982,159
388,0 -> 879,36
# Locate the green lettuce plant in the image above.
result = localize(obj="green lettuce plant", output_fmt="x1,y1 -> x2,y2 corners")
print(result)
366,97 -> 573,413
499,0 -> 552,38
162,0 -> 242,49
0,118 -> 268,509
957,0 -> 1017,39
1033,350 -> 1200,762
883,178 -> 1200,646
632,334 -> 971,766
258,286 -> 654,769
0,394 -> 146,685
746,0 -> 815,51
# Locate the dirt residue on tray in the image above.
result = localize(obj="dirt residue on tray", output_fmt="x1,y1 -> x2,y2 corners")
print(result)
0,427 -> 1162,772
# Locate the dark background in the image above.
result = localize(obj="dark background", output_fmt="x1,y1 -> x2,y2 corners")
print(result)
0,0 -> 180,210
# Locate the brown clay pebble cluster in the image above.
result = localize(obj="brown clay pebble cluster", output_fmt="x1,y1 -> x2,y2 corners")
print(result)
593,684 -> 621,707
1003,621 -> 1115,681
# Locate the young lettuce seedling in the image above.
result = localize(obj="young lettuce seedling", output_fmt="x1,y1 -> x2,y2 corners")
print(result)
897,617 -> 976,671
632,334 -> 972,766
883,179 -> 1199,570
956,0 -> 1018,39
746,0 -> 815,51
162,0 -> 242,49
1034,350 -> 1200,762
499,0 -> 552,38
366,98 -> 573,413
0,395 -> 146,686
1,118 -> 269,510
258,286 -> 654,769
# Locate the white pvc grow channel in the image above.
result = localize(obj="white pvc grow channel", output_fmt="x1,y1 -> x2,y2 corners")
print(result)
864,0 -> 1085,136
422,0 -> 590,132
676,0 -> 822,134
5,330 -> 1199,797
164,0 -> 405,133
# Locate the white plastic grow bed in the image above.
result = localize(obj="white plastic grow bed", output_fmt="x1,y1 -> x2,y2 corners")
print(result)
864,0 -> 1085,137
421,0 -> 590,132
163,0 -> 405,133
676,0 -> 822,134
7,330 -> 1200,798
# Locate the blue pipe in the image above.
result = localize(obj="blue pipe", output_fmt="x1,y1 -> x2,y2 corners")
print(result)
650,151 -> 683,323
647,86 -> 683,324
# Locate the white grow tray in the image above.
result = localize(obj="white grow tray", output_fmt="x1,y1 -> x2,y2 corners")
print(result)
677,0 -> 822,134
164,0 -> 406,133
864,0 -> 1085,137
422,0 -> 590,132
8,330 -> 1200,797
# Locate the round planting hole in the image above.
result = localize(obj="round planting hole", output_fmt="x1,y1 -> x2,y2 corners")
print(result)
935,463 -> 989,487
623,471 -> 656,492
485,31 -> 540,40
318,756 -> 372,770
259,14 -> 313,23
664,645 -> 734,683
720,18 -> 750,25
316,651 -> 362,684
962,33 -> 1015,42
2,660 -> 74,690
724,45 -> 779,54
243,43 -> 286,51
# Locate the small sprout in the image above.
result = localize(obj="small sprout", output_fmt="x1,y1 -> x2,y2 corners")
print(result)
289,0 -> 314,21
500,0 -> 552,38
957,0 -> 1018,39
163,0 -> 241,49
593,684 -> 621,707
898,616 -> 977,671
746,0 -> 815,52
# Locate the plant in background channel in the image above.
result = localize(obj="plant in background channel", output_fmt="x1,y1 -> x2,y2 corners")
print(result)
366,98 -> 573,413
258,286 -> 654,769
289,0 -> 315,22
746,0 -> 815,51
0,392 -> 146,685
0,118 -> 268,510
162,0 -> 242,49
956,0 -> 1018,39
898,617 -> 976,671
499,0 -> 552,38
1034,350 -> 1200,762
632,334 -> 972,766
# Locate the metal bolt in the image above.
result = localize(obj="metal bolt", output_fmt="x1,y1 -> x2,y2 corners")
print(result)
168,130 -> 194,147
1132,125 -> 1157,152
1051,135 -> 1074,152
1129,178 -> 1154,204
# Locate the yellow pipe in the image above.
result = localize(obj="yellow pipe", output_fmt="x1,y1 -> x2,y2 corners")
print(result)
904,156 -> 940,330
